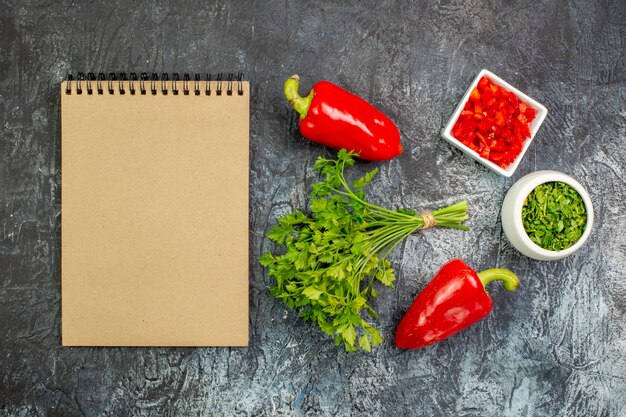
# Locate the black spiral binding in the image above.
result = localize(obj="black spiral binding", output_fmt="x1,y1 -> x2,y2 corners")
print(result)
65,72 -> 245,96
97,73 -> 105,94
119,73 -> 127,95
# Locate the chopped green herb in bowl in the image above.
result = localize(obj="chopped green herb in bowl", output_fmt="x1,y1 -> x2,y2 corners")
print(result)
521,181 -> 587,251
501,170 -> 593,260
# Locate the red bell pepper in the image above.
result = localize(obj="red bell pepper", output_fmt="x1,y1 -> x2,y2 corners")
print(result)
284,75 -> 403,161
395,259 -> 519,349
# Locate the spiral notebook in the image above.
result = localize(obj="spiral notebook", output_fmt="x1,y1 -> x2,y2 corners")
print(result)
61,73 -> 249,346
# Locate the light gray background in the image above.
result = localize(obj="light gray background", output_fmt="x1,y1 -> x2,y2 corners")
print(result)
1,1 -> 625,416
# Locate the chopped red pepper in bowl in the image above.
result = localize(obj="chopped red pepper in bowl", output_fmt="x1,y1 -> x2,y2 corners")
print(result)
442,69 -> 548,177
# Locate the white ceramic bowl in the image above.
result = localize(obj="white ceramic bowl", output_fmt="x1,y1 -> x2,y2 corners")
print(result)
442,69 -> 548,177
501,170 -> 594,260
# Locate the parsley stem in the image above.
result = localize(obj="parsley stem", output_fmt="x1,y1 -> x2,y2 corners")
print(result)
334,164 -> 417,220
355,224 -> 417,276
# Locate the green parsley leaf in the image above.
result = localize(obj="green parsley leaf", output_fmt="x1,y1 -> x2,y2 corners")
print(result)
266,225 -> 292,244
358,334 -> 372,352
258,252 -> 275,267
302,287 -> 324,300
375,267 -> 396,288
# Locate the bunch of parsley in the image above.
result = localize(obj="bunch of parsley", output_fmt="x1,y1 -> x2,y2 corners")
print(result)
259,150 -> 468,352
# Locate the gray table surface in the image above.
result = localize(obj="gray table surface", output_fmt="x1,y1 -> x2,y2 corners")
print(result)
1,1 -> 625,416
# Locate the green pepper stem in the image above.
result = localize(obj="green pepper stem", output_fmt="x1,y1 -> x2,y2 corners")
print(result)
477,268 -> 519,291
284,75 -> 314,120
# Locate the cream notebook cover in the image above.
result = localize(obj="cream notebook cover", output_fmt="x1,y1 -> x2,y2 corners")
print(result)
61,74 -> 249,346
